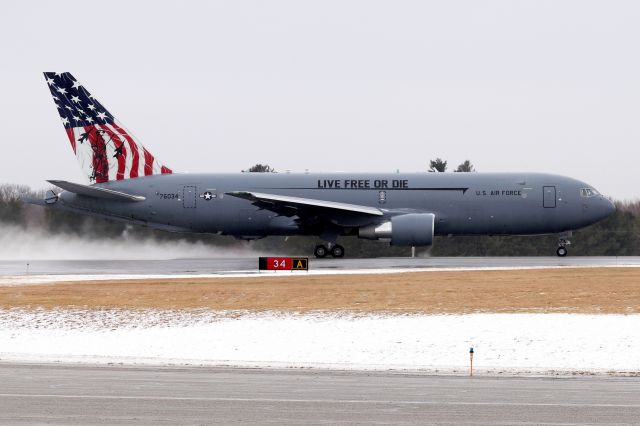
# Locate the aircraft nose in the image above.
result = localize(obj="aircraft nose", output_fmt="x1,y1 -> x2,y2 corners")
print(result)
604,198 -> 616,217
594,197 -> 616,221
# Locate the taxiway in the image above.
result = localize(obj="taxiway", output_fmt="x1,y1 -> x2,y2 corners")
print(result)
0,363 -> 638,425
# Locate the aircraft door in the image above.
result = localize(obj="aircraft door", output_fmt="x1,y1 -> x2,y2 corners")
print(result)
543,186 -> 556,208
183,186 -> 196,208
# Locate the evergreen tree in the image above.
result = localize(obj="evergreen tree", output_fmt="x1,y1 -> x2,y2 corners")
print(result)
244,164 -> 276,173
428,158 -> 447,172
455,160 -> 475,172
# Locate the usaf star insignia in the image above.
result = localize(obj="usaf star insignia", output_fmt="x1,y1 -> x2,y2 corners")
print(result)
200,191 -> 215,201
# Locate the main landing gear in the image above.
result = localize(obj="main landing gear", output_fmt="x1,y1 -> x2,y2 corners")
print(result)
314,243 -> 345,258
556,232 -> 572,257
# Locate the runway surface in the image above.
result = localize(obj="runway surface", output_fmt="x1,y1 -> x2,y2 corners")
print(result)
0,363 -> 638,425
1,256 -> 639,277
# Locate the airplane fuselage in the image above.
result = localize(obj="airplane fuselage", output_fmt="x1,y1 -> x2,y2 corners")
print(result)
53,172 -> 615,241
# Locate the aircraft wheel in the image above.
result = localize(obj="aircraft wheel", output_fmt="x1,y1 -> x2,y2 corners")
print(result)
330,244 -> 345,258
314,245 -> 328,258
556,246 -> 568,257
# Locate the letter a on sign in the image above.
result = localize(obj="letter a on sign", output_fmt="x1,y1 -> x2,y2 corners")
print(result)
291,258 -> 309,270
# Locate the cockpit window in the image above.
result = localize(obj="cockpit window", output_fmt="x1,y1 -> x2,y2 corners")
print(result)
580,188 -> 600,197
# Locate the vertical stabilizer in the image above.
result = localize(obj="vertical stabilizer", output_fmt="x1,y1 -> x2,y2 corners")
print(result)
44,72 -> 172,183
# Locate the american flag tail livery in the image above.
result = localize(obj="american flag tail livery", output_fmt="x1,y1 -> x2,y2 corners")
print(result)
44,72 -> 172,183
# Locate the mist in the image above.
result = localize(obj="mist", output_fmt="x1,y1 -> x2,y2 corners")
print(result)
0,224 -> 261,261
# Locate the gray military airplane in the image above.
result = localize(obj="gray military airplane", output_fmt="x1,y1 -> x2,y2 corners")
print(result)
31,72 -> 615,258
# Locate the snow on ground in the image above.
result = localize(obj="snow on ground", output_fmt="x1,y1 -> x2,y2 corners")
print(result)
1,310 -> 639,375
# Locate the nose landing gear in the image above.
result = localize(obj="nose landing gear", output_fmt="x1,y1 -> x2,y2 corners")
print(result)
556,245 -> 568,257
556,232 -> 572,257
314,243 -> 345,258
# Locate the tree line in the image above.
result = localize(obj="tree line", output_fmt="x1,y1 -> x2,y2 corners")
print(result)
1,158 -> 638,258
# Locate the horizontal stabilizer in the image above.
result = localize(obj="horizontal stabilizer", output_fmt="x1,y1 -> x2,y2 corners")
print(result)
47,180 -> 145,202
226,191 -> 383,216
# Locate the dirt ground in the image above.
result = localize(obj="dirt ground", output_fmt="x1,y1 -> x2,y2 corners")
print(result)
0,268 -> 639,313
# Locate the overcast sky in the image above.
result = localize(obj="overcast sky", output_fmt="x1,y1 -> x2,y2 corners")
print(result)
1,1 -> 638,199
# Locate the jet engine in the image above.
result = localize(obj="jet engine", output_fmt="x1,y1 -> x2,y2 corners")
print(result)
358,213 -> 435,246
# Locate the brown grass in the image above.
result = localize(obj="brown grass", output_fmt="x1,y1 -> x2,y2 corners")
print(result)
0,268 -> 639,314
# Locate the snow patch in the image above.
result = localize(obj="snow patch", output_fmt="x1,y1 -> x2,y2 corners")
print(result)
0,309 -> 639,375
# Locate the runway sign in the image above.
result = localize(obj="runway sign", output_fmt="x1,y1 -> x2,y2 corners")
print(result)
259,257 -> 309,271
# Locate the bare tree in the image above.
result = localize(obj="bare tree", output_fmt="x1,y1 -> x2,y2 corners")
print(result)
0,184 -> 31,202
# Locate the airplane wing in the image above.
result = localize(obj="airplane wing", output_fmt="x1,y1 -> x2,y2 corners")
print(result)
226,191 -> 383,221
47,180 -> 146,202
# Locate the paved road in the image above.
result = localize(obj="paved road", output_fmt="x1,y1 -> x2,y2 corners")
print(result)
0,363 -> 638,425
1,256 -> 639,277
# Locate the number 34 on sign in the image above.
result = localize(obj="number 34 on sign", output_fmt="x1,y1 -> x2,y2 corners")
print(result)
258,257 -> 309,271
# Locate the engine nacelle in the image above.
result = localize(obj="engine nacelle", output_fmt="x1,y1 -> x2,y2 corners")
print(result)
358,213 -> 435,246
